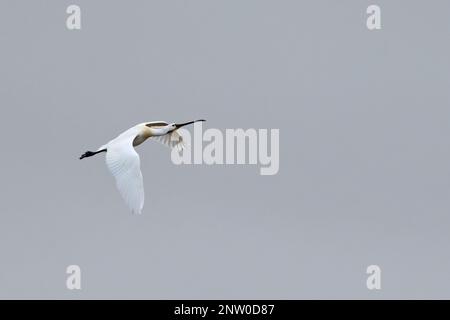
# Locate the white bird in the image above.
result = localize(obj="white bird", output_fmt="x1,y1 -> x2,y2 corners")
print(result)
80,120 -> 205,214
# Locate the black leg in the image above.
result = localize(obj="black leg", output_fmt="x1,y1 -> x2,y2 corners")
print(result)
79,149 -> 106,160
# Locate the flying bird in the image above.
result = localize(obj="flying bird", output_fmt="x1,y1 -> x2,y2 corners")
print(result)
80,120 -> 205,214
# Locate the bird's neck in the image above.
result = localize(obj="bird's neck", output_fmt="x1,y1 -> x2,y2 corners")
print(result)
134,126 -> 164,147
149,127 -> 170,136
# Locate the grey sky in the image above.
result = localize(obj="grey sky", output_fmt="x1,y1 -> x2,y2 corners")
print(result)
0,0 -> 449,299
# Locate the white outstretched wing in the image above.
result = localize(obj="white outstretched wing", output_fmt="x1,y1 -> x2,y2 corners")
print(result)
152,130 -> 186,152
105,137 -> 144,214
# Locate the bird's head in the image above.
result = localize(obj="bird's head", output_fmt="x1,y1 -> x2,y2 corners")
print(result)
168,123 -> 178,132
169,119 -> 206,132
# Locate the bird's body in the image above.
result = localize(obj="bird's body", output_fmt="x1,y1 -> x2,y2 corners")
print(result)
80,120 -> 205,214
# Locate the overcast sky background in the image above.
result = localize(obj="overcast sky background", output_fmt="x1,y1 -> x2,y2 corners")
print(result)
0,0 -> 449,299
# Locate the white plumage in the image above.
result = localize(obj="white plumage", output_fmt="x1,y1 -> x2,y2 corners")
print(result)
80,120 -> 205,214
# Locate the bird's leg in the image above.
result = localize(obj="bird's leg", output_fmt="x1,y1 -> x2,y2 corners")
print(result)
79,149 -> 106,160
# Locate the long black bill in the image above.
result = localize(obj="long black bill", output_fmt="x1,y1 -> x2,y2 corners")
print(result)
175,119 -> 206,129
